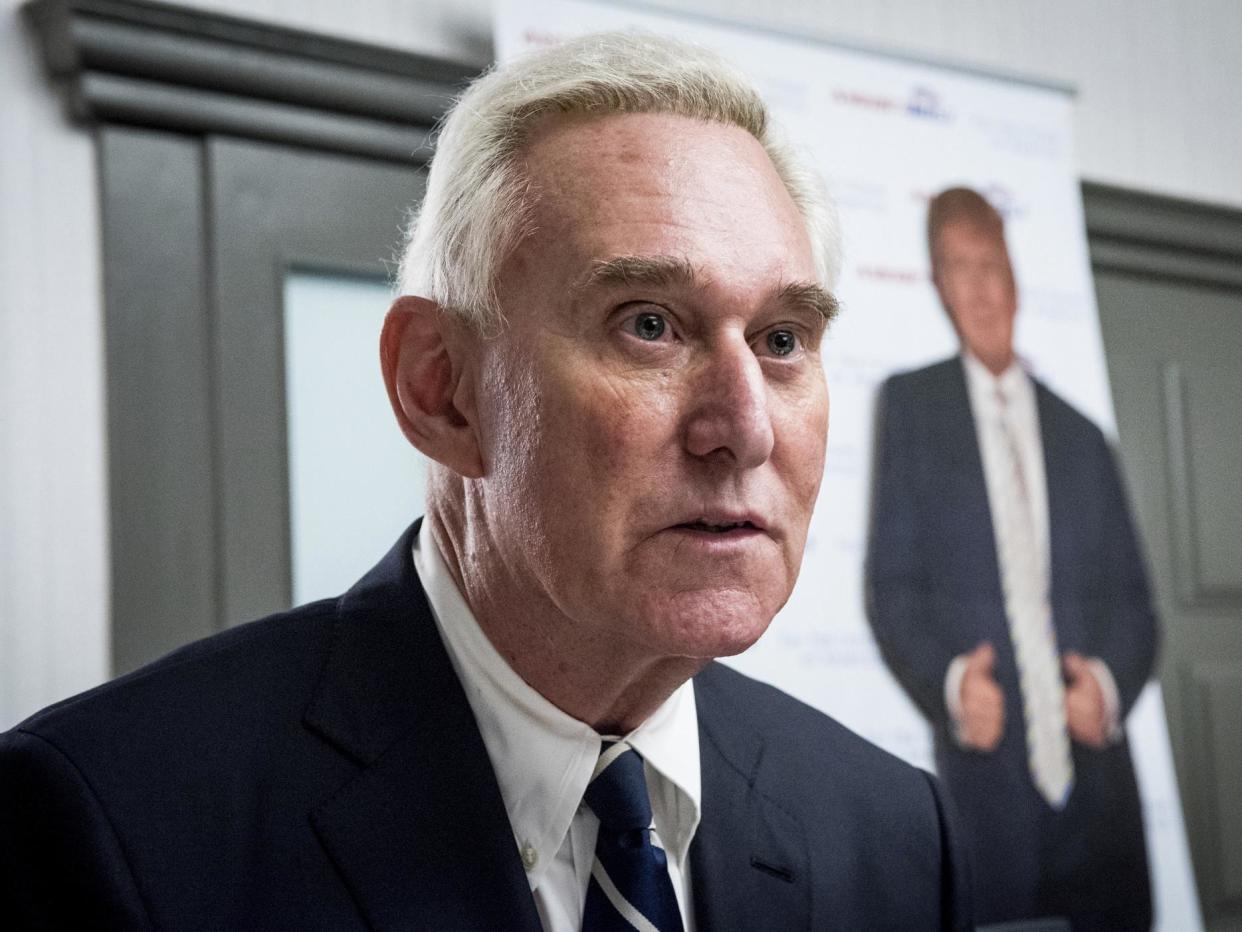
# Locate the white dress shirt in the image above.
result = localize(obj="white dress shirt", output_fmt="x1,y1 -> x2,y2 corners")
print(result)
413,520 -> 702,932
945,353 -> 1120,740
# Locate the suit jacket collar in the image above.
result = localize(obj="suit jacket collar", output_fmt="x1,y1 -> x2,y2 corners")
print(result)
951,355 -> 1073,595
303,521 -> 542,931
938,357 -> 1005,600
691,665 -> 812,930
1034,380 -> 1075,604
301,522 -> 813,930
945,353 -> 1076,626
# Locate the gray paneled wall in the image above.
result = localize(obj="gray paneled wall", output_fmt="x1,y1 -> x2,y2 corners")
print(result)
1088,191 -> 1242,929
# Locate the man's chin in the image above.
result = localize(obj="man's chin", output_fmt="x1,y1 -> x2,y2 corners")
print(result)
636,587 -> 780,661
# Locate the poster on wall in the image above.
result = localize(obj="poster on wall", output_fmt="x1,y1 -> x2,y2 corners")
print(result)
495,1 -> 1200,928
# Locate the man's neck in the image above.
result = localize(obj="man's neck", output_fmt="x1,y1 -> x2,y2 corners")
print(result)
964,345 -> 1017,379
425,504 -> 704,734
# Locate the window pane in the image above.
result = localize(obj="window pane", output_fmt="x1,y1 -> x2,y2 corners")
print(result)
283,271 -> 428,605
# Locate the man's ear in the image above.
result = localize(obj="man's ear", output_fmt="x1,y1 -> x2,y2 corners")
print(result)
380,296 -> 484,479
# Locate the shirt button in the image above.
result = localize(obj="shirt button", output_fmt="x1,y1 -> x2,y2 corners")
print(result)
521,843 -> 538,871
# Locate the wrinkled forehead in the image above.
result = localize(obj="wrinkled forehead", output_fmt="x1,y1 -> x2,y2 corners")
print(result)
524,111 -> 785,200
512,111 -> 814,281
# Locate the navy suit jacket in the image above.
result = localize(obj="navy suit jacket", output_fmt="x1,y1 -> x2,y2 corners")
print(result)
866,357 -> 1157,929
3,522 -> 971,930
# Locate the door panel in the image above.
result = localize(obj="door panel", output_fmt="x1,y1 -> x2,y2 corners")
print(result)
282,270 -> 428,607
207,137 -> 425,626
1095,267 -> 1242,931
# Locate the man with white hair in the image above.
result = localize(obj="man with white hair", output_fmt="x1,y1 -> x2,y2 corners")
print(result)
1,33 -> 970,930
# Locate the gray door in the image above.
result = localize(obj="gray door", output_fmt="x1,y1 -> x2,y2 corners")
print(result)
1089,186 -> 1242,931
207,137 -> 429,628
49,0 -> 473,680
102,129 -> 428,674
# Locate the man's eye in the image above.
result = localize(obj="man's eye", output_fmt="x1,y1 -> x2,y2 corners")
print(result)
632,312 -> 667,341
766,329 -> 798,357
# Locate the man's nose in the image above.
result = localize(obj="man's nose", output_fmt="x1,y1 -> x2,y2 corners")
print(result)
682,338 -> 775,469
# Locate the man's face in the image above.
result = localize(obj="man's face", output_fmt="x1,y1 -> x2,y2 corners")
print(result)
932,220 -> 1018,371
467,111 -> 830,664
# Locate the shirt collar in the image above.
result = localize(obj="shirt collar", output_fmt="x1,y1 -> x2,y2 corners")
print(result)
412,519 -> 701,888
961,349 -> 1032,411
624,671 -> 701,865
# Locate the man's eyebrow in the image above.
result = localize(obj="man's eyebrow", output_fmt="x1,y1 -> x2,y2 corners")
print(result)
778,281 -> 840,324
575,255 -> 703,293
576,255 -> 839,324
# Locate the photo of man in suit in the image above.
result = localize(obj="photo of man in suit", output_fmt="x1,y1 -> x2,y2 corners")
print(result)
1,34 -> 970,930
867,186 -> 1158,929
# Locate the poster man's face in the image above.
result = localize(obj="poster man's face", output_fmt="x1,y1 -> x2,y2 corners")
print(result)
933,220 -> 1018,373
470,111 -> 831,665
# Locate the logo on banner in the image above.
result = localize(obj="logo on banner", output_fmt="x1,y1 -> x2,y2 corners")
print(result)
906,85 -> 949,120
980,184 -> 1026,221
832,85 -> 951,122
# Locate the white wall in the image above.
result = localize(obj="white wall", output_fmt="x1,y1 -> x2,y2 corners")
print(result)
3,0 -> 1240,727
168,0 -> 1242,208
1,0 -> 109,729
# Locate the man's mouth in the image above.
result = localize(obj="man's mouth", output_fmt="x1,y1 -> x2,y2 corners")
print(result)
674,519 -> 760,534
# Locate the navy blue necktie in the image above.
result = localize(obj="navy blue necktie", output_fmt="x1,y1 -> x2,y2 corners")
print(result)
581,742 -> 684,932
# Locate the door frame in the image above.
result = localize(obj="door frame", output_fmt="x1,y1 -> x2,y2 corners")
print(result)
1083,181 -> 1242,928
26,0 -> 474,671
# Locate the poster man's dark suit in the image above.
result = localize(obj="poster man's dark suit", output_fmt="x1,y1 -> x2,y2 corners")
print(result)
867,356 -> 1157,929
2,522 -> 970,930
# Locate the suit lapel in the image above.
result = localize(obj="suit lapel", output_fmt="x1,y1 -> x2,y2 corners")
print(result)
303,524 -> 542,932
935,359 -> 1004,601
1035,382 -> 1074,617
690,668 -> 811,931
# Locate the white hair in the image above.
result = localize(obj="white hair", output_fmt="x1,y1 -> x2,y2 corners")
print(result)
398,31 -> 841,330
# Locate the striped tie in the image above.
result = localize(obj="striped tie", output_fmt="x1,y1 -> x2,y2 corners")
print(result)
994,386 -> 1074,808
581,742 -> 684,932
